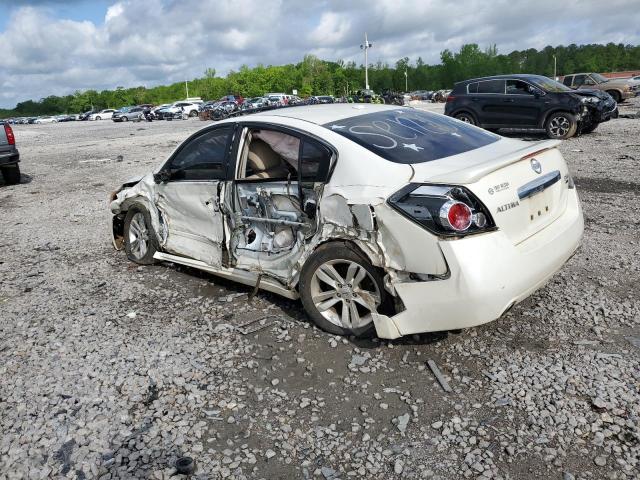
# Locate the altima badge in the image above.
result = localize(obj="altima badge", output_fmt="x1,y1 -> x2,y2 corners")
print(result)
530,158 -> 542,174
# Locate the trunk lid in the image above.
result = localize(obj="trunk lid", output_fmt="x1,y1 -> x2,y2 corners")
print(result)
411,138 -> 571,245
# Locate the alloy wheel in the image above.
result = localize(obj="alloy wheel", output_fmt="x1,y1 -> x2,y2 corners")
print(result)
549,115 -> 570,137
456,114 -> 474,124
128,212 -> 149,260
309,259 -> 381,330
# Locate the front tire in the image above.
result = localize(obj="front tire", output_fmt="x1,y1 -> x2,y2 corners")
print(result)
122,116 -> 128,122
1,164 -> 21,185
123,205 -> 158,265
299,243 -> 385,337
95,116 -> 101,121
545,112 -> 577,139
454,112 -> 476,125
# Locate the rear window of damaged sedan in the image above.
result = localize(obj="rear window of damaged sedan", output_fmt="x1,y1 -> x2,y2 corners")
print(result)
324,109 -> 499,164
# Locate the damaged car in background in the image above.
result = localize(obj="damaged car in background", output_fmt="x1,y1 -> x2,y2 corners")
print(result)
110,104 -> 584,339
445,74 -> 616,139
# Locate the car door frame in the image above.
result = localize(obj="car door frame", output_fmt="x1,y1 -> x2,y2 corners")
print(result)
228,120 -> 338,183
472,79 -> 507,127
224,120 -> 338,268
153,122 -> 238,268
501,78 -> 546,127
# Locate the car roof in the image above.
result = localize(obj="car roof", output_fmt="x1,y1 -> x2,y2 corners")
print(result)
250,103 -> 397,125
454,74 -> 550,85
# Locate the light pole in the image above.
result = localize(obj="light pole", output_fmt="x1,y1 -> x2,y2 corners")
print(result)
553,55 -> 557,80
404,68 -> 408,92
360,33 -> 372,90
185,80 -> 189,99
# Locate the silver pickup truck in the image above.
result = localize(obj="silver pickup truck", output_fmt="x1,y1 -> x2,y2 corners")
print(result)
0,122 -> 20,185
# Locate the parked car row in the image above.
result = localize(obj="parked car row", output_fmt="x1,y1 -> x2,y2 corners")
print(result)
408,89 -> 452,102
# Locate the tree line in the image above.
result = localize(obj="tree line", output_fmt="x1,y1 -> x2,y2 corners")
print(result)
2,42 -> 639,117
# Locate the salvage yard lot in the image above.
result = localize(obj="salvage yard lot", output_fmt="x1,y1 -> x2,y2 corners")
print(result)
1,101 -> 639,479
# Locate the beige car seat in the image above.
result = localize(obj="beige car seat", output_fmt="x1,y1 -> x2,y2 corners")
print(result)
246,140 -> 290,179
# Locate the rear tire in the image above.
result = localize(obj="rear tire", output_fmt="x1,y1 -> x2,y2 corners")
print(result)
1,164 -> 21,185
299,243 -> 385,338
545,112 -> 577,139
123,205 -> 158,265
454,112 -> 476,125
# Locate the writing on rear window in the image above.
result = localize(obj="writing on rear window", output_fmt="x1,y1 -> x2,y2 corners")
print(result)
324,109 -> 499,164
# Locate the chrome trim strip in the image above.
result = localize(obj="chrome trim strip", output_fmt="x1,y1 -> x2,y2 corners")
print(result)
517,170 -> 561,200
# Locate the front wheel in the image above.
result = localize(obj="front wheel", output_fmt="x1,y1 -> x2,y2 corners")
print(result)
545,112 -> 577,139
299,243 -> 385,337
455,112 -> 476,125
122,116 -> 128,122
1,164 -> 21,185
123,205 -> 158,265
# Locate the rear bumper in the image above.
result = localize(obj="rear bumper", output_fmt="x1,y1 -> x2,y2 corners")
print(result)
375,189 -> 583,337
0,148 -> 19,166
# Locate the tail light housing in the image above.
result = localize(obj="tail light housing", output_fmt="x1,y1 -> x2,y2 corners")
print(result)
388,183 -> 495,237
4,124 -> 15,145
445,95 -> 456,103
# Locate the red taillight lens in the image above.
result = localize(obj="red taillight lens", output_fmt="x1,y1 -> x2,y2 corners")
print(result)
4,124 -> 15,145
440,201 -> 472,231
446,95 -> 456,103
388,183 -> 495,237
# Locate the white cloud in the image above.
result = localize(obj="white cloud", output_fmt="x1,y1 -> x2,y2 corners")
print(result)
309,12 -> 351,46
1,0 -> 639,107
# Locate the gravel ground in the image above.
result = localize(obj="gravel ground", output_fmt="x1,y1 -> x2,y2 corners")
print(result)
1,100 -> 639,480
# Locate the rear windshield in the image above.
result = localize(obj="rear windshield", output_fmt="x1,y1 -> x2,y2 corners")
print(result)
323,109 -> 499,164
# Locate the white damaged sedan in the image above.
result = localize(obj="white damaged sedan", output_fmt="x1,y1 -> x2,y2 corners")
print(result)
110,104 -> 583,338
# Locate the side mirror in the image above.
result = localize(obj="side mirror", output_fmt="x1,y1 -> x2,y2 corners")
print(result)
153,170 -> 171,184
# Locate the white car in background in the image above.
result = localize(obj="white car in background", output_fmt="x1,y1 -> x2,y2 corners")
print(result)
89,109 -> 116,121
265,93 -> 291,106
158,101 -> 202,119
110,104 -> 583,339
35,116 -> 58,124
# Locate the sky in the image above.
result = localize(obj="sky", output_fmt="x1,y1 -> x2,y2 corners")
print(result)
1,0 -> 639,108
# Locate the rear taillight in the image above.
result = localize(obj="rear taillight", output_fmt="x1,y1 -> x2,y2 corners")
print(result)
4,124 -> 15,145
445,95 -> 456,103
388,183 -> 495,237
440,201 -> 472,232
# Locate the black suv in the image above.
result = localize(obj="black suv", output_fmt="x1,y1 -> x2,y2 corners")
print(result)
0,122 -> 20,185
444,74 -> 615,139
